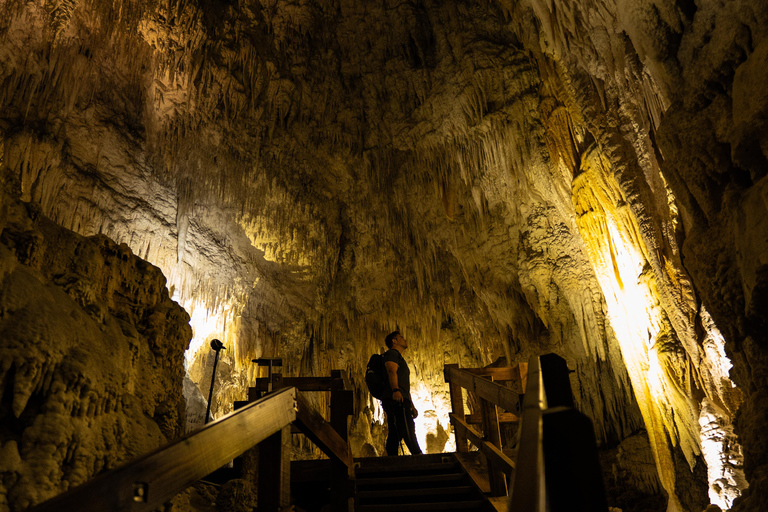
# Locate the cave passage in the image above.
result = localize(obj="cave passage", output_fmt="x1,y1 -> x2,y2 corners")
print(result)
2,1 -> 768,511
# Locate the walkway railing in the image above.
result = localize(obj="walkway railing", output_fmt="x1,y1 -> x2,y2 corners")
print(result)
446,355 -> 608,510
30,369 -> 357,512
509,353 -> 608,512
444,362 -> 527,496
29,386 -> 298,512
248,369 -> 356,511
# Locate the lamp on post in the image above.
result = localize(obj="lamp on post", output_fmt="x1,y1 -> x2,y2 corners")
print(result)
205,338 -> 225,424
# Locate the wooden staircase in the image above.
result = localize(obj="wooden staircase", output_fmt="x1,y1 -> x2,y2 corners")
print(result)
355,453 -> 491,511
29,356 -> 607,512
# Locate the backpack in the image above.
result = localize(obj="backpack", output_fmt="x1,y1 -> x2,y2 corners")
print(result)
365,353 -> 386,399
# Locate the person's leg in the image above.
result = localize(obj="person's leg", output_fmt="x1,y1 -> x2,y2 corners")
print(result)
401,404 -> 422,455
383,401 -> 402,456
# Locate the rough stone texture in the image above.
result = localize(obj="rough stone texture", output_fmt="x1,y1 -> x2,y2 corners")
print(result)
600,430 -> 666,512
0,191 -> 191,511
0,0 -> 767,510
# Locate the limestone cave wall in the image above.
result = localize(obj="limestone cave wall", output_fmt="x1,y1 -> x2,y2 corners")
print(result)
1,0 -> 767,511
0,191 -> 191,511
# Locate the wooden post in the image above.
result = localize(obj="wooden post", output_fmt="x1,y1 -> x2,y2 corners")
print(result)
517,362 -> 529,394
330,371 -> 355,512
480,376 -> 507,497
445,364 -> 468,452
272,373 -> 285,392
257,425 -> 291,511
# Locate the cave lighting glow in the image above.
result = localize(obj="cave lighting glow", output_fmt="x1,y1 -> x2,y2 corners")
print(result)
410,382 -> 456,453
370,383 -> 454,455
573,149 -> 743,510
699,398 -> 744,510
589,218 -> 691,511
698,307 -> 745,509
176,295 -> 234,369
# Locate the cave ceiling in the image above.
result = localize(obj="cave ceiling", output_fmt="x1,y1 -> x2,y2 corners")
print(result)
2,0 -> 768,510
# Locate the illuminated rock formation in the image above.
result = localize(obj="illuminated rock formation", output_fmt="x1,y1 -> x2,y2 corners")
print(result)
1,0 -> 766,510
0,192 -> 191,511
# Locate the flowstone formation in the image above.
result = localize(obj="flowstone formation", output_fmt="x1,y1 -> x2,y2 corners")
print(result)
0,192 -> 191,512
1,0 -> 767,510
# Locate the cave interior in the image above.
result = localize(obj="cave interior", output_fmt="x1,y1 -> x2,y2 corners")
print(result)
1,0 -> 768,511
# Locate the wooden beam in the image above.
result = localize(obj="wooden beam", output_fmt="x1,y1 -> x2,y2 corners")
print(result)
509,357 -> 546,512
331,369 -> 352,391
481,389 -> 508,497
481,440 -> 515,477
463,367 -> 518,381
330,389 -> 353,442
30,387 -> 297,512
456,363 -> 528,390
294,392 -> 353,469
445,364 -> 468,453
257,425 -> 291,511
450,414 -> 515,475
445,366 -> 519,412
330,388 -> 355,511
465,412 -> 519,424
251,376 -> 335,391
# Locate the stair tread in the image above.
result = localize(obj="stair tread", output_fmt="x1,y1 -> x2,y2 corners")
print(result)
356,473 -> 468,486
357,485 -> 476,499
356,462 -> 460,474
358,500 -> 485,511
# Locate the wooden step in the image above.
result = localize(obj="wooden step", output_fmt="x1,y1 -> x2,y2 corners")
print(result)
353,453 -> 492,511
354,454 -> 456,468
356,461 -> 461,477
355,472 -> 468,487
357,485 -> 476,500
357,500 -> 485,511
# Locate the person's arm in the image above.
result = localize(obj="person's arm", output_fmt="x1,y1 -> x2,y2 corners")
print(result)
385,361 -> 403,403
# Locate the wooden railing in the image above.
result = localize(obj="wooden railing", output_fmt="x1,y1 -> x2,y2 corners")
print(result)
30,369 -> 357,512
444,362 -> 527,496
247,369 -> 355,512
509,353 -> 608,512
29,387 -> 298,512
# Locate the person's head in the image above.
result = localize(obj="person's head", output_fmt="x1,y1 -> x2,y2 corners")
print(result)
385,331 -> 400,349
385,331 -> 407,351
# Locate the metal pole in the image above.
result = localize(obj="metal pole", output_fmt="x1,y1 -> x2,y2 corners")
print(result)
205,339 -> 225,424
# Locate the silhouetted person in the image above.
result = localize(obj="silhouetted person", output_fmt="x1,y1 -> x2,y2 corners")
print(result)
381,331 -> 422,456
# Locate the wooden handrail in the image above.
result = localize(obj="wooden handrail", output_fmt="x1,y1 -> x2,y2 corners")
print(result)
450,414 -> 516,474
294,392 -> 354,470
444,362 -> 526,496
30,387 -> 298,512
509,356 -> 547,511
252,369 -> 355,511
462,365 -> 528,384
465,411 -> 519,424
444,365 -> 520,412
509,354 -> 608,512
